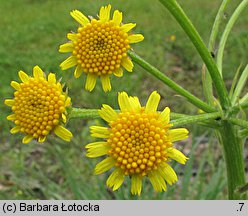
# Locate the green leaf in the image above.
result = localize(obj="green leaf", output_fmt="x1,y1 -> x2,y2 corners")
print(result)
229,64 -> 243,99
216,0 -> 248,74
232,65 -> 248,105
203,0 -> 231,105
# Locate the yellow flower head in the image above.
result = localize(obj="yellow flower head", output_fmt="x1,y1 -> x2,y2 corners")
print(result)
59,5 -> 144,92
4,66 -> 73,144
86,91 -> 189,195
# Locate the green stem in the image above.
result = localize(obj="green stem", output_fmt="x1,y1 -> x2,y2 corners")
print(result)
228,117 -> 248,129
68,108 -> 221,129
216,0 -> 248,74
219,121 -> 246,199
128,51 -> 216,113
234,65 -> 248,104
208,0 -> 231,50
171,112 -> 221,127
159,0 -> 230,110
203,0 -> 231,105
69,107 -> 201,120
229,100 -> 248,116
239,128 -> 248,138
69,108 -> 100,119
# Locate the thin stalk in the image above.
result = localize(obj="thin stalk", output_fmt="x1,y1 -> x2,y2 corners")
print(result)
171,112 -> 221,127
239,128 -> 248,138
232,65 -> 248,104
159,0 -> 230,110
208,0 -> 231,50
228,117 -> 248,129
68,108 -> 221,129
229,64 -> 243,99
203,0 -> 231,105
240,92 -> 248,104
128,51 -> 216,113
216,0 -> 248,74
229,100 -> 248,116
69,108 -> 205,120
69,108 -> 99,119
219,121 -> 246,199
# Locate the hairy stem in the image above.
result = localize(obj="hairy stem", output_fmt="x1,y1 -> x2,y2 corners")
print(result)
219,121 -> 246,199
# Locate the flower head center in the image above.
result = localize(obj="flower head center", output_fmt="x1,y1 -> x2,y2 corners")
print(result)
73,19 -> 130,75
108,109 -> 171,176
11,77 -> 66,139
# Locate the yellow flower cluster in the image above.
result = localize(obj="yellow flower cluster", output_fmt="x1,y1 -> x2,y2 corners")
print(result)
4,4 -> 189,196
59,5 -> 144,92
5,66 -> 72,143
86,91 -> 188,195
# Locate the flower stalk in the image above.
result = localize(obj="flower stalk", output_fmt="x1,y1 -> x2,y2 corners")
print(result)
171,112 -> 222,127
69,108 -> 222,129
128,51 -> 216,113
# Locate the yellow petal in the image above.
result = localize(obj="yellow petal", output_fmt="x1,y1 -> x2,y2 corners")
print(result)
106,168 -> 125,191
112,10 -> 122,25
120,23 -> 136,32
4,99 -> 15,107
48,73 -> 56,84
74,65 -> 83,78
118,92 -> 131,112
158,107 -> 170,124
86,142 -> 110,158
85,73 -> 97,92
131,175 -> 142,195
85,141 -> 108,149
33,65 -> 44,78
59,43 -> 74,53
121,57 -> 133,72
98,104 -> 118,123
67,33 -> 77,41
158,162 -> 178,185
167,148 -> 188,165
7,114 -> 16,121
22,135 -> 33,144
56,83 -> 62,92
11,81 -> 20,91
10,126 -> 20,134
38,136 -> 46,143
113,68 -> 123,77
99,4 -> 111,23
70,10 -> 90,26
65,97 -> 71,107
90,126 -> 110,138
168,128 -> 189,142
128,34 -> 144,43
129,96 -> 141,111
148,170 -> 167,192
94,157 -> 115,175
145,91 -> 161,113
62,113 -> 67,123
60,56 -> 77,70
54,125 -> 73,141
100,75 -> 111,92
18,70 -> 29,83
